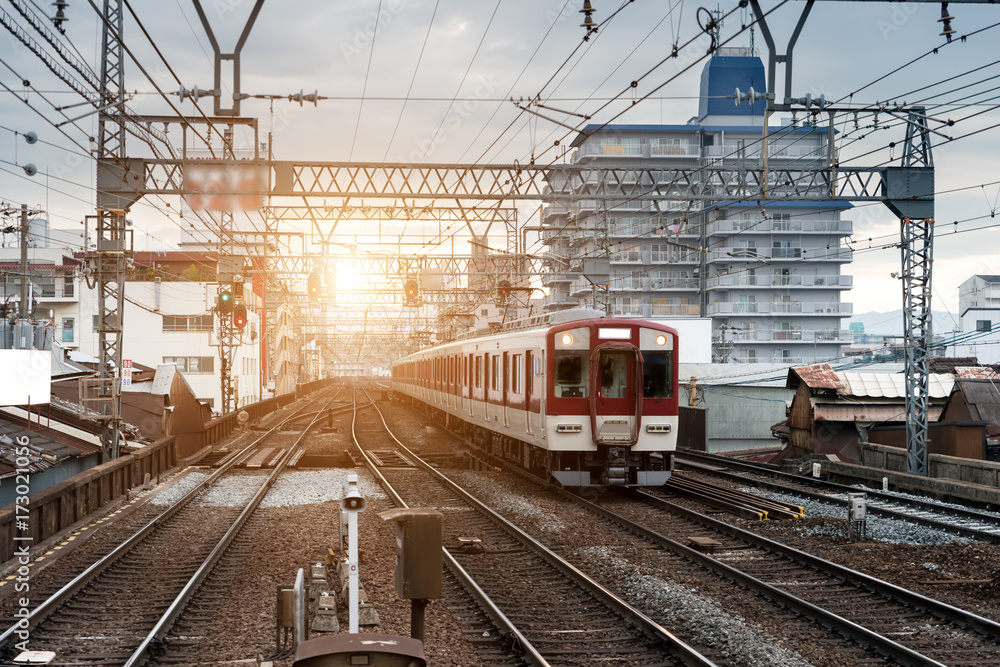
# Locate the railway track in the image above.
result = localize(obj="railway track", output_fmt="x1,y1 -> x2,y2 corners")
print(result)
0,387 -> 339,666
598,486 -> 1000,665
677,452 -> 1000,544
379,401 -> 1000,664
352,392 -> 713,667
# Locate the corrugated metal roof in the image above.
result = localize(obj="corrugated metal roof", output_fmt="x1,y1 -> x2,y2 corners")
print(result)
792,364 -> 844,390
838,372 -> 953,399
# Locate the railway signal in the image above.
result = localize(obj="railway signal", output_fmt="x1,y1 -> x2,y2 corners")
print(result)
403,278 -> 419,306
218,287 -> 234,314
496,279 -> 512,306
233,304 -> 248,329
307,270 -> 322,299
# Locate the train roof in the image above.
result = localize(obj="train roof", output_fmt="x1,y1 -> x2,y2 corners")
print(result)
394,310 -> 678,364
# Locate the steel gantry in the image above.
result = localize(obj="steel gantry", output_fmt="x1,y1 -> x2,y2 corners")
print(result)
90,0 -> 129,463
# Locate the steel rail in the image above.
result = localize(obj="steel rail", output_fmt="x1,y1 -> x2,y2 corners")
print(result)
629,486 -> 1000,640
355,389 -> 716,667
350,389 -> 547,667
123,391 -> 341,666
0,384 -> 337,654
678,452 -> 1000,544
575,486 -> 947,667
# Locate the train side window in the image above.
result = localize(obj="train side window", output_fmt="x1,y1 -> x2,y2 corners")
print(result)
491,355 -> 501,392
475,356 -> 483,389
554,350 -> 589,398
642,351 -> 673,398
511,354 -> 523,394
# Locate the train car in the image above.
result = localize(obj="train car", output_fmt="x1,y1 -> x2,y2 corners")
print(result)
391,309 -> 678,486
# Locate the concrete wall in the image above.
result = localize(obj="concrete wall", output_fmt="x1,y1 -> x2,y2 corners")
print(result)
682,382 -> 791,453
824,441 -> 1000,506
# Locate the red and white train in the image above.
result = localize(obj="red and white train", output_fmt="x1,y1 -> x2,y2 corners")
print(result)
391,310 -> 679,486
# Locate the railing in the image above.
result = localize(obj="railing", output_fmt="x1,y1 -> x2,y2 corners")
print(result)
712,329 -> 854,343
708,247 -> 852,263
649,303 -> 700,316
708,301 -> 853,316
577,141 -> 699,159
708,274 -> 852,289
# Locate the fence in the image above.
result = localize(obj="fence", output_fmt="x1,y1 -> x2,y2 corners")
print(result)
0,378 -> 334,564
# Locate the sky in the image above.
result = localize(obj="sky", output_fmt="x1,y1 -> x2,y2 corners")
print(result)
2,0 -> 1000,320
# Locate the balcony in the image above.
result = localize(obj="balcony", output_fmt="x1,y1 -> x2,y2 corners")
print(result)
707,218 -> 853,236
771,356 -> 805,365
649,303 -> 700,317
544,288 -> 577,308
724,274 -> 853,289
569,278 -> 593,297
712,329 -> 854,344
577,140 -> 699,160
708,301 -> 853,316
703,142 -> 828,162
708,247 -> 852,263
541,272 -> 574,287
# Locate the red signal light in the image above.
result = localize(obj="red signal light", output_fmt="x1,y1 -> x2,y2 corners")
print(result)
233,304 -> 248,329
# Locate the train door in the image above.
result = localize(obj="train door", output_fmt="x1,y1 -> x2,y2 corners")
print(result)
524,351 -> 534,436
591,345 -> 641,444
538,350 -> 546,441
502,351 -> 509,427
467,354 -> 474,417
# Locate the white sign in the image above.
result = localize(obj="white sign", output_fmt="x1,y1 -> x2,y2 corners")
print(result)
0,350 -> 51,406
122,358 -> 133,387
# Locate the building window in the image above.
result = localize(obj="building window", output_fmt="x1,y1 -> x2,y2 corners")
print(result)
162,314 -> 214,332
977,320 -> 992,332
61,317 -> 74,343
163,356 -> 215,373
600,136 -> 640,155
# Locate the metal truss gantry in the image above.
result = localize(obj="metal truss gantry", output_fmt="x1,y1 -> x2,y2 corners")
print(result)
93,0 -> 128,462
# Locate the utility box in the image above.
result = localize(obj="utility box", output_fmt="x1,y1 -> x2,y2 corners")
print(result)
848,493 -> 867,522
379,508 -> 443,600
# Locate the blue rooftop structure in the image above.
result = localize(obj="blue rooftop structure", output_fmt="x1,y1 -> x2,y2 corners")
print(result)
697,54 -> 767,120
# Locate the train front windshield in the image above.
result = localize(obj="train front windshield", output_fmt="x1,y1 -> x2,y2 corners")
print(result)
555,350 -> 589,398
642,351 -> 673,398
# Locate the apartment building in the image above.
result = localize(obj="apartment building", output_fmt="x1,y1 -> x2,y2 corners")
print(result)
541,48 -> 853,364
0,235 -> 265,411
953,274 -> 1000,365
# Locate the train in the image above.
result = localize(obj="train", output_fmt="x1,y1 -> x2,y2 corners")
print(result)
390,309 -> 679,486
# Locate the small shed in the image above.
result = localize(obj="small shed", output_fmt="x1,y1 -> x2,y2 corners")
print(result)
774,364 -> 954,463
938,377 -> 1000,461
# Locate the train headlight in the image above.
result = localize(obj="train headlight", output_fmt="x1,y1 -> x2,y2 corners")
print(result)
655,334 -> 667,346
560,333 -> 573,346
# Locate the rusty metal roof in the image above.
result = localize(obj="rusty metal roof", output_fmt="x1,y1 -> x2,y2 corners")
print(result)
955,366 -> 1000,379
788,364 -> 844,390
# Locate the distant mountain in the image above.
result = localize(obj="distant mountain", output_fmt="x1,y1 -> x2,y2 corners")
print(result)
849,310 -> 961,337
